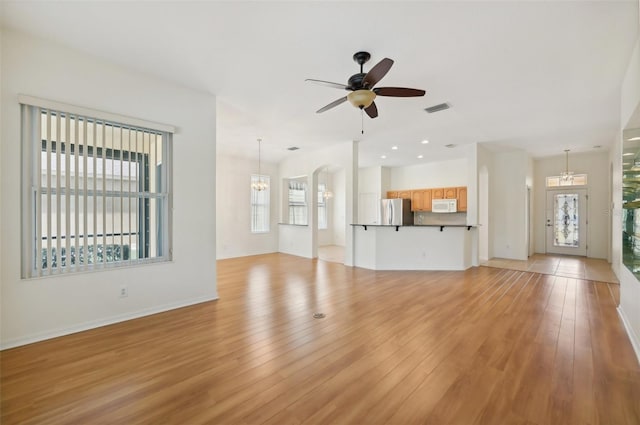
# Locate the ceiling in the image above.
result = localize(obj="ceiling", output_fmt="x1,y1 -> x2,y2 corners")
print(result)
1,1 -> 638,167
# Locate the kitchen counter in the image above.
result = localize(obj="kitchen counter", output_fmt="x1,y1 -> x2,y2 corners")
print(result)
352,224 -> 477,271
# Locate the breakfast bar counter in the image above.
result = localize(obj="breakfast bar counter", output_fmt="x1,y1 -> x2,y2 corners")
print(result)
352,224 -> 477,271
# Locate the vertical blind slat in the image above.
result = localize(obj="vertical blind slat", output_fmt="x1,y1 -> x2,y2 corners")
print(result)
83,118 -> 88,267
119,126 -> 124,258
46,111 -> 52,276
141,132 -> 147,260
102,122 -> 107,265
55,112 -> 62,271
93,120 -> 98,264
74,115 -> 80,267
129,128 -> 133,265
65,113 -> 71,269
34,107 -> 42,276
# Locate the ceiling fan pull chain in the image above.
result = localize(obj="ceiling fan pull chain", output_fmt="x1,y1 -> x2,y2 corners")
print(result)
361,109 -> 364,134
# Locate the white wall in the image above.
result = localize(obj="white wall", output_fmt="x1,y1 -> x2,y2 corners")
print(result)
332,169 -> 346,246
358,166 -> 384,224
278,141 -> 357,264
533,151 -> 610,259
388,158 -> 468,189
0,30 -> 218,348
477,145 -> 492,261
616,25 -> 640,363
216,154 -> 279,259
491,150 -> 529,260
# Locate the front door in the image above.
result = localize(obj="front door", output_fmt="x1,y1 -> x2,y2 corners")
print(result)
545,189 -> 588,256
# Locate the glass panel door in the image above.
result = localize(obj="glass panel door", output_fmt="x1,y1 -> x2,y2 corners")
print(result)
546,189 -> 587,256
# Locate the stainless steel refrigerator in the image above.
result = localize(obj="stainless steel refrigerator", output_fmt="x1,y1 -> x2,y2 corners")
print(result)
379,198 -> 414,225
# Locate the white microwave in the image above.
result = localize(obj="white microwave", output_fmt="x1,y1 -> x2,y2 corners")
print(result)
432,199 -> 457,213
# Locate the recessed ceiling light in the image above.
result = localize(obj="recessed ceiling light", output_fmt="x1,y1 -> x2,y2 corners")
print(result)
627,137 -> 640,141
421,140 -> 429,144
623,153 -> 635,156
445,144 -> 456,148
391,146 -> 398,150
381,155 -> 387,159
417,155 -> 423,159
593,145 -> 602,149
287,146 -> 299,151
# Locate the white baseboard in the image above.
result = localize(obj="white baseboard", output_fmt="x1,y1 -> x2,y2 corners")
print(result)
618,306 -> 640,366
1,294 -> 218,350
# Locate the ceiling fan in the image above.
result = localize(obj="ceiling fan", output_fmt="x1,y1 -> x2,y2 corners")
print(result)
306,51 -> 426,119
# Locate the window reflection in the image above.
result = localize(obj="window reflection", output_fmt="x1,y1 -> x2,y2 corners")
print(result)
622,128 -> 640,278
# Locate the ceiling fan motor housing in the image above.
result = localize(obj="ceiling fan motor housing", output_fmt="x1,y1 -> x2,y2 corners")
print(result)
348,73 -> 366,90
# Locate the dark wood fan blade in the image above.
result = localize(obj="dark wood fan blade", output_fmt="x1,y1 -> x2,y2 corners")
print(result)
364,102 -> 378,118
374,87 -> 426,97
316,96 -> 348,113
362,58 -> 394,89
305,79 -> 348,90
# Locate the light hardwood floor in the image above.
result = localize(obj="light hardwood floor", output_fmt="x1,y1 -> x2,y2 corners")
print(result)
1,254 -> 639,424
481,253 -> 618,283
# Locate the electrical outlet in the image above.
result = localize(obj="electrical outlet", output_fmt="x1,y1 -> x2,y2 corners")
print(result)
119,285 -> 128,298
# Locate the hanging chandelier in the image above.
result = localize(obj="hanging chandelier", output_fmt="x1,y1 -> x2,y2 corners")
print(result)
251,138 -> 268,191
560,149 -> 574,184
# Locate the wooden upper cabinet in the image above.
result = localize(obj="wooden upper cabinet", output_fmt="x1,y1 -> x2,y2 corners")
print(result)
389,187 -> 463,211
457,187 -> 467,211
410,190 -> 423,211
444,187 -> 457,199
410,189 -> 432,212
423,189 -> 432,212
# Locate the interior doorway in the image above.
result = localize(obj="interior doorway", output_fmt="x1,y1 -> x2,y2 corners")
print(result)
545,188 -> 588,256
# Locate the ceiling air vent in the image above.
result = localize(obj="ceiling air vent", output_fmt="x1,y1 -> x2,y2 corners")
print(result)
287,146 -> 300,151
424,103 -> 450,113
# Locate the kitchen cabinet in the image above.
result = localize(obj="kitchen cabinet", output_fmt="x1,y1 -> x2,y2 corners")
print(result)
457,187 -> 467,211
411,189 -> 432,212
444,187 -> 457,199
386,191 -> 411,199
389,186 -> 466,211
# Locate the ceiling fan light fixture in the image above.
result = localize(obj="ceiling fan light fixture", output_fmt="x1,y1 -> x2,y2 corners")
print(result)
347,89 -> 376,109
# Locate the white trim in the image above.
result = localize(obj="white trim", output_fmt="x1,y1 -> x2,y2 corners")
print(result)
617,306 -> 640,366
18,94 -> 176,134
0,294 -> 218,350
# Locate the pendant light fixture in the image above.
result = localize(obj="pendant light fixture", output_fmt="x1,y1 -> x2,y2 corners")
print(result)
251,138 -> 268,191
560,149 -> 574,184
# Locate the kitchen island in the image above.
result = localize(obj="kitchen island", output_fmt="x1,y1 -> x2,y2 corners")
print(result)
352,224 -> 476,271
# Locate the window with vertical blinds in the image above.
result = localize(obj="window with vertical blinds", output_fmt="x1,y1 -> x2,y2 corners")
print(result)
21,99 -> 173,278
288,180 -> 308,225
250,175 -> 270,233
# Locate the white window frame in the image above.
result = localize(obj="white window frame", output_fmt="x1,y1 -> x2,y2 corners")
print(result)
250,174 -> 270,233
20,96 -> 174,278
546,174 -> 588,187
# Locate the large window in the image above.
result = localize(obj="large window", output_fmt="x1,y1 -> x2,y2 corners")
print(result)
318,183 -> 328,230
21,99 -> 173,278
250,174 -> 270,233
288,179 -> 308,225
